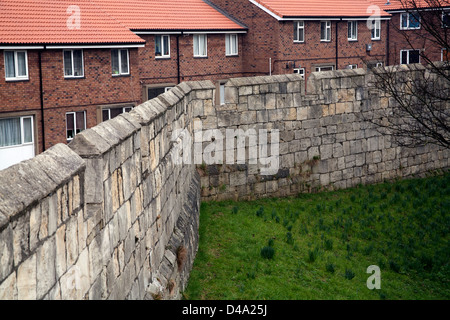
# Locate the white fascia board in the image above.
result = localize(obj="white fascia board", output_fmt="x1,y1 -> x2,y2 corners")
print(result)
45,44 -> 145,49
135,31 -> 183,35
388,7 -> 450,14
0,46 -> 44,50
281,17 -> 391,21
248,0 -> 283,20
184,31 -> 247,34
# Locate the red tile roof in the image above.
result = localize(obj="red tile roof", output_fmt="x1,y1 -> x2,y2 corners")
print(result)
0,0 -> 245,46
252,0 -> 391,18
0,0 -> 145,45
91,0 -> 246,31
369,0 -> 449,11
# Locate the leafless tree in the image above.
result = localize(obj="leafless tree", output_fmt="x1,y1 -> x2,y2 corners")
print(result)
367,0 -> 450,149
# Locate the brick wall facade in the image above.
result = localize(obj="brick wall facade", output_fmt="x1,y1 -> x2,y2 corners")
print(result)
387,12 -> 446,66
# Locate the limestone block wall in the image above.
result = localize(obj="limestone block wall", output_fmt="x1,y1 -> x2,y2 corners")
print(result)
0,68 -> 448,300
0,80 -> 213,300
198,69 -> 449,201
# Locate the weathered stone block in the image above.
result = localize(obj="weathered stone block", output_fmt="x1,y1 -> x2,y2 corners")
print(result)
17,254 -> 36,300
37,237 -> 56,299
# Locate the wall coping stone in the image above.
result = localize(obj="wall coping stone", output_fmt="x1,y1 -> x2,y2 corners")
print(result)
0,144 -> 84,229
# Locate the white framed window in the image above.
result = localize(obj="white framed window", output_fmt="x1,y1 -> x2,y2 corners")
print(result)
111,49 -> 129,76
320,21 -> 331,42
193,34 -> 208,57
0,116 -> 34,148
4,51 -> 28,81
225,34 -> 238,56
400,49 -> 420,64
66,111 -> 86,141
371,19 -> 381,40
348,64 -> 358,69
102,106 -> 133,122
147,85 -> 174,101
442,11 -> 450,28
315,65 -> 334,72
294,21 -> 305,42
155,35 -> 170,58
348,21 -> 358,41
63,49 -> 84,78
401,12 -> 421,30
293,68 -> 305,79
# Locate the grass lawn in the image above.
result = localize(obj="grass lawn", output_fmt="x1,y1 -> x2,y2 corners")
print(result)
184,173 -> 450,300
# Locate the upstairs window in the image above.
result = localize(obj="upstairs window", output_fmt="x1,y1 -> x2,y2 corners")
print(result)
401,12 -> 421,30
225,34 -> 238,56
111,49 -> 129,76
155,35 -> 170,58
294,21 -> 305,42
320,21 -> 331,42
371,19 -> 381,40
64,49 -> 84,78
193,34 -> 208,57
348,21 -> 358,41
66,111 -> 86,141
443,11 -> 450,28
4,51 -> 28,81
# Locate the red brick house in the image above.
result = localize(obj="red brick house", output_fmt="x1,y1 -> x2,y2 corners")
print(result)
0,0 -> 145,170
207,0 -> 391,79
0,0 -> 247,169
370,0 -> 450,65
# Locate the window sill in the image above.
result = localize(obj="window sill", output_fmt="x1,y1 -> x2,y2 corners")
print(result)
64,76 -> 85,80
371,38 -> 381,41
320,40 -> 331,43
225,54 -> 239,57
293,41 -> 305,44
194,56 -> 208,59
5,78 -> 29,82
155,56 -> 171,60
112,74 -> 131,78
348,39 -> 358,42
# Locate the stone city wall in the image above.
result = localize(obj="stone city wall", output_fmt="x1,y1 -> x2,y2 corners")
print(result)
198,68 -> 449,200
0,67 -> 448,300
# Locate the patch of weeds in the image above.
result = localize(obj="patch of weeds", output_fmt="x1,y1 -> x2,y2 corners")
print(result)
232,206 -> 239,214
286,232 -> 294,245
344,268 -> 355,280
326,263 -> 336,274
268,238 -> 274,247
324,239 -> 333,251
308,248 -> 320,263
256,206 -> 264,217
260,246 -> 275,260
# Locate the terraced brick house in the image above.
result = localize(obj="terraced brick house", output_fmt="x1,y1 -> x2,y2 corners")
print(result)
370,0 -> 450,65
0,0 -> 247,170
207,0 -> 391,79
